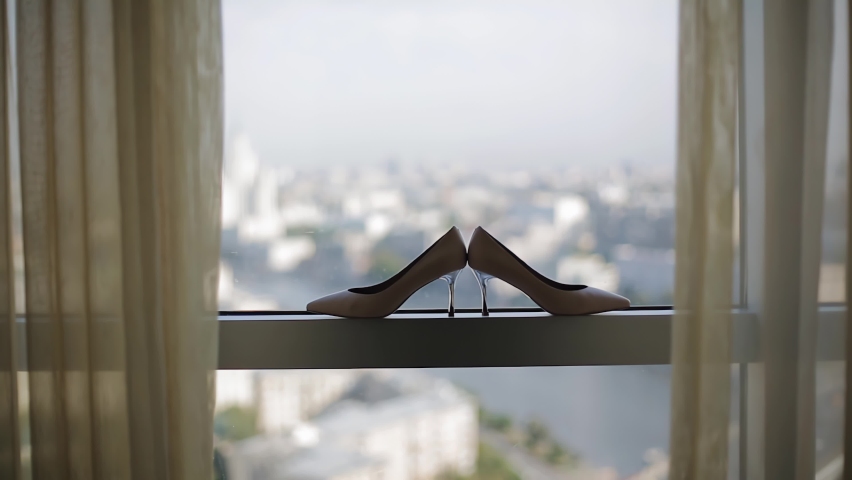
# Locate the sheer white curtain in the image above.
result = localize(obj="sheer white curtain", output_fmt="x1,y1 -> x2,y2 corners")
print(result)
670,0 -> 839,479
0,1 -> 223,479
669,1 -> 738,478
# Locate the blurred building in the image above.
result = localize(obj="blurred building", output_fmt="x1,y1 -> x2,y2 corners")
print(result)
278,445 -> 385,480
257,370 -> 360,432
219,156 -> 679,309
623,449 -> 669,480
217,370 -> 255,411
314,373 -> 478,480
818,263 -> 845,302
226,435 -> 385,480
225,371 -> 478,480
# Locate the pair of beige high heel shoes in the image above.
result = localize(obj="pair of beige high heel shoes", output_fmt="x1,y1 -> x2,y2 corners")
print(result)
307,226 -> 630,318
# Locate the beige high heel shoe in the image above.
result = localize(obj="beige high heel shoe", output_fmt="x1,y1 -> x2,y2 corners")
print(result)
467,226 -> 630,316
307,227 -> 468,318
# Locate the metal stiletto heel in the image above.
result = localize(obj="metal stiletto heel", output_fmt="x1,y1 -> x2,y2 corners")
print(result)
472,269 -> 494,316
442,269 -> 462,316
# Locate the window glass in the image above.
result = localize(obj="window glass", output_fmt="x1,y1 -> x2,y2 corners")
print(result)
815,1 -> 847,477
220,0 -> 679,310
215,367 -> 676,479
819,0 -> 848,305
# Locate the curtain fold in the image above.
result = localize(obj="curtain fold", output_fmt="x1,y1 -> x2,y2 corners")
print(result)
846,0 -> 852,476
1,0 -> 223,479
0,1 -> 21,478
671,0 -> 839,478
794,0 -> 834,477
760,0 -> 834,478
669,0 -> 739,478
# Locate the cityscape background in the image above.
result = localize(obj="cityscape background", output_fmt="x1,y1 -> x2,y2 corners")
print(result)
216,1 -> 848,479
218,132 -> 677,312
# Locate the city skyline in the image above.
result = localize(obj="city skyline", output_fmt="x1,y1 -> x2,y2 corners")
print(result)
217,131 -> 679,313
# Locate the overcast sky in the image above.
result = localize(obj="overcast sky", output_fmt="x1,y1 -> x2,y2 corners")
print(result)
222,0 -> 678,169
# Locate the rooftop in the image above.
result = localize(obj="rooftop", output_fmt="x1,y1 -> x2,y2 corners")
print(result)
277,445 -> 382,480
314,382 -> 471,436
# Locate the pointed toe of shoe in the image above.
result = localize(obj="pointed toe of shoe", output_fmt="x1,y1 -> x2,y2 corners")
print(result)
306,296 -> 331,315
582,287 -> 631,314
306,291 -> 352,317
306,290 -> 392,318
610,292 -> 631,310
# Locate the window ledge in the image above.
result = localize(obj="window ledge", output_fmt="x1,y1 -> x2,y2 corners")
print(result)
218,308 -> 762,369
13,308 -> 843,370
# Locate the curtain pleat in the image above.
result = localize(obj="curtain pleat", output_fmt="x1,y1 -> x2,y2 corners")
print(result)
669,0 -> 739,478
111,2 -> 170,478
0,1 -> 21,478
7,1 -> 223,479
672,0 -> 838,478
761,1 -> 835,478
846,1 -> 852,477
116,0 -> 223,477
795,0 -> 835,477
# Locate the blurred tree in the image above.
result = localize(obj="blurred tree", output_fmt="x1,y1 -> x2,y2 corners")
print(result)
213,447 -> 228,480
525,419 -> 550,448
546,443 -> 566,464
214,406 -> 258,442
545,443 -> 580,467
438,442 -> 521,480
480,408 -> 512,433
474,443 -> 522,480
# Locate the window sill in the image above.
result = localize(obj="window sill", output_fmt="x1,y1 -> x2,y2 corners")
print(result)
13,307 -> 843,370
218,308 -> 767,369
